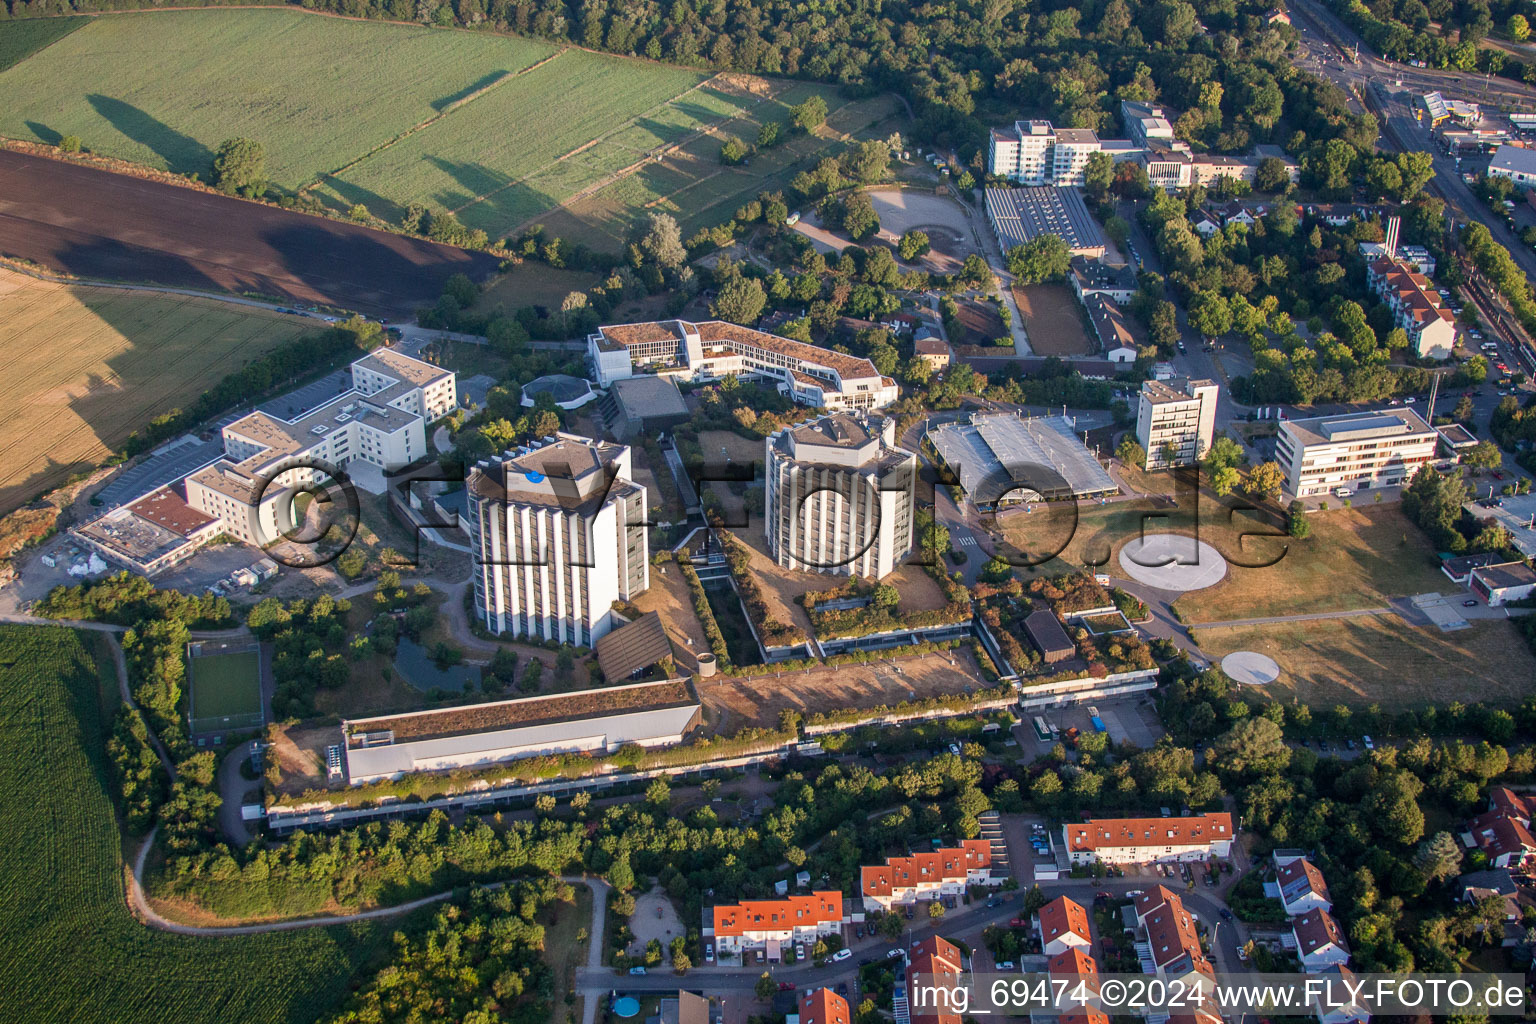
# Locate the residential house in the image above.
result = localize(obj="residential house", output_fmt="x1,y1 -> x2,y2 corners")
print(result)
1468,809 -> 1536,868
906,936 -> 965,1024
799,988 -> 850,1024
708,892 -> 845,957
1036,895 -> 1092,956
1292,907 -> 1350,970
1276,856 -> 1332,916
860,840 -> 993,912
1069,257 -> 1138,305
1134,886 -> 1216,985
1064,812 -> 1235,865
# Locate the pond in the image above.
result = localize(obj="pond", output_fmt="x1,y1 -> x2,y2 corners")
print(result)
394,636 -> 482,693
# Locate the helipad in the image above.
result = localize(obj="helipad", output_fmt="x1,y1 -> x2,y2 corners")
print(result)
1118,534 -> 1228,592
1221,651 -> 1281,686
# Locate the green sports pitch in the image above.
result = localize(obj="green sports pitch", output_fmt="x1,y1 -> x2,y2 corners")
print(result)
187,644 -> 264,735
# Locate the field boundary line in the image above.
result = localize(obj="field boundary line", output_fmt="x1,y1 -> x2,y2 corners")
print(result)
1184,606 -> 1393,629
305,47 -> 570,191
445,71 -> 732,222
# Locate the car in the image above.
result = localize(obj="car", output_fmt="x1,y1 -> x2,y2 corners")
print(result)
1220,908 -> 1234,921
796,944 -> 806,960
1008,917 -> 1026,928
1464,599 -> 1479,607
1492,471 -> 1506,479
630,967 -> 648,976
986,897 -> 1002,908
1346,738 -> 1356,750
995,960 -> 1016,970
1363,735 -> 1374,750
778,982 -> 796,991
887,949 -> 904,961
1388,397 -> 1402,406
1125,889 -> 1145,898
705,943 -> 714,963
833,949 -> 853,962
948,742 -> 961,756
1404,396 -> 1417,404
1333,487 -> 1353,498
905,907 -> 914,919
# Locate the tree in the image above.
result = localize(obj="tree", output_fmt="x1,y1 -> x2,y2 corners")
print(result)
791,95 -> 828,132
646,777 -> 671,808
1005,235 -> 1070,283
1023,885 -> 1049,913
979,556 -> 1013,584
1245,461 -> 1285,501
842,139 -> 890,183
1116,438 -> 1147,467
927,900 -> 946,919
720,136 -> 751,165
608,855 -> 635,892
212,138 -> 267,197
1511,14 -> 1531,41
639,213 -> 687,269
1203,436 -> 1245,473
1413,831 -> 1464,882
59,135 -> 82,154
1212,465 -> 1240,497
1395,151 -> 1435,202
757,121 -> 782,148
1210,717 -> 1289,773
1084,151 -> 1114,193
841,193 -> 880,241
1286,500 -> 1310,539
711,276 -> 767,324
1464,440 -> 1503,472
1187,291 -> 1233,339
1254,156 -> 1291,193
756,972 -> 775,1001
899,229 -> 931,261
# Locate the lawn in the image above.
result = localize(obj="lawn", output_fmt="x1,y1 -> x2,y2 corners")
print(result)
0,268 -> 326,513
0,625 -> 392,1023
1193,615 -> 1536,708
541,883 -> 593,1024
188,646 -> 263,732
999,487 -> 1451,623
0,10 -> 557,185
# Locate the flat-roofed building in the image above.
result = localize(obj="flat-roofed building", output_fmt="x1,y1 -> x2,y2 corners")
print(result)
765,414 -> 917,579
601,375 -> 690,439
1275,409 -> 1437,498
1135,378 -> 1219,470
930,412 -> 1119,508
1489,144 -> 1536,185
467,433 -> 648,645
708,892 -> 845,956
1024,609 -> 1076,664
587,320 -> 898,412
73,487 -> 224,577
342,678 -> 700,784
859,840 -> 993,912
1471,561 -> 1536,607
1121,100 -> 1178,148
984,187 -> 1107,258
1064,812 -> 1235,864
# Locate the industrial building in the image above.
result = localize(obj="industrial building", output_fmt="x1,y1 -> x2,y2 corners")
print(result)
983,187 -> 1107,258
930,412 -> 1118,508
466,433 -> 649,645
1134,378 -> 1219,470
1275,409 -> 1438,498
341,678 -> 701,784
764,413 -> 917,579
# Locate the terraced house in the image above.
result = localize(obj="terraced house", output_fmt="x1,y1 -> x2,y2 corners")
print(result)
1063,812 -> 1234,864
587,320 -> 898,412
858,839 -> 992,912
707,893 -> 846,957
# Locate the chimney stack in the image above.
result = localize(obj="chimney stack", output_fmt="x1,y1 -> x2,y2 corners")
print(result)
1385,215 -> 1401,259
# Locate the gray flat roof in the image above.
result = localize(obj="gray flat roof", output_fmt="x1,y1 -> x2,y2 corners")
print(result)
931,413 -> 1117,502
610,374 -> 689,419
984,187 -> 1107,255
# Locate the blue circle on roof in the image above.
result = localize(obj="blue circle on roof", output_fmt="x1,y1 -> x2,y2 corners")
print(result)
524,471 -> 546,483
614,998 -> 641,1018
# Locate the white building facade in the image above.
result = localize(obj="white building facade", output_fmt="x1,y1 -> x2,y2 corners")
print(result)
1135,378 -> 1219,470
1275,410 -> 1438,498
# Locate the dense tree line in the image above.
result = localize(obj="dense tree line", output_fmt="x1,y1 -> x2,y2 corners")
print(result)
1326,0 -> 1536,86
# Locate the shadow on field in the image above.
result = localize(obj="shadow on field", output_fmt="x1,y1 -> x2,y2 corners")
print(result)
432,69 -> 513,111
86,94 -> 213,176
23,121 -> 61,146
423,156 -> 561,239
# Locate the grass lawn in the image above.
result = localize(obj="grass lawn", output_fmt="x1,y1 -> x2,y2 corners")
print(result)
0,267 -> 326,513
0,625 -> 392,1023
541,884 -> 593,1024
999,484 -> 1450,623
0,10 -> 557,186
476,263 -> 601,313
1193,615 -> 1536,708
188,647 -> 262,731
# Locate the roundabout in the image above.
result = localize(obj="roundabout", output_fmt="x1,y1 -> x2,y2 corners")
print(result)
1117,534 -> 1228,592
1220,651 -> 1282,686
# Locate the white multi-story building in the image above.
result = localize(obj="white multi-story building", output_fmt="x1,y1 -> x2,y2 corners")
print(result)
1121,100 -> 1178,148
765,414 -> 916,580
466,433 -> 648,646
989,120 -> 1059,184
185,349 -> 452,546
708,893 -> 845,956
1064,813 -> 1235,865
1134,378 -> 1219,470
1051,128 -> 1103,186
859,840 -> 993,912
1275,409 -> 1438,498
588,320 -> 898,413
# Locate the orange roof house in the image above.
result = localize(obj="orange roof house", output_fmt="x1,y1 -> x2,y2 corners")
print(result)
860,840 -> 992,909
1036,895 -> 1092,954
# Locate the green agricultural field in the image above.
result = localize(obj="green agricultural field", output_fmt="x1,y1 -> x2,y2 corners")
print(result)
0,16 -> 84,73
0,625 -> 393,1024
0,10 -> 558,184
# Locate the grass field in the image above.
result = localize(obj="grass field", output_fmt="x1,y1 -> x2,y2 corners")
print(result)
0,268 -> 325,513
1194,615 -> 1536,708
188,646 -> 263,733
0,16 -> 84,73
1002,490 -> 1450,621
0,11 -> 904,249
0,625 -> 391,1023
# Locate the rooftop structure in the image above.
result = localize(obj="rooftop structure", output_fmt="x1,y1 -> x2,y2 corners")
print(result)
983,187 -> 1107,258
587,319 -> 897,413
342,678 -> 701,784
1069,256 -> 1137,304
72,487 -> 223,577
1471,561 -> 1536,607
603,375 -> 690,440
521,373 -> 597,410
1023,609 -> 1076,664
1418,91 -> 1481,126
765,413 -> 917,579
930,412 -> 1117,509
594,611 -> 672,683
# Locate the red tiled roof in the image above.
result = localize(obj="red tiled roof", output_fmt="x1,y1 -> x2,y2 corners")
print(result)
800,988 -> 850,1024
1066,813 -> 1233,852
860,841 -> 991,898
1060,1010 -> 1111,1024
1037,895 -> 1091,946
1469,810 -> 1536,860
1277,858 -> 1331,904
1047,947 -> 1100,984
907,937 -> 964,1024
1491,786 -> 1534,822
128,488 -> 218,537
711,892 -> 842,937
1293,907 -> 1348,957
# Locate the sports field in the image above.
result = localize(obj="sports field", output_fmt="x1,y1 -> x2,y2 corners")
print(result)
0,268 -> 324,513
0,625 -> 390,1023
0,12 -> 902,247
188,644 -> 263,734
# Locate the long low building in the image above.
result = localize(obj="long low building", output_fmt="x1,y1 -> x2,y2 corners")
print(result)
984,186 -> 1107,258
342,678 -> 700,784
587,319 -> 898,412
1064,812 -> 1234,864
930,412 -> 1118,508
707,892 -> 846,956
859,840 -> 993,911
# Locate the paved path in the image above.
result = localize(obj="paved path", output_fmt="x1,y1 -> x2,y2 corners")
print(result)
1184,606 -> 1392,630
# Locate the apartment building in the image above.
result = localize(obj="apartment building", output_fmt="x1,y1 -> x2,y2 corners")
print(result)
1134,886 -> 1216,984
185,349 -> 450,546
1063,812 -> 1235,865
708,892 -> 845,956
1036,895 -> 1092,956
1134,378 -> 1219,470
1366,257 -> 1456,359
587,320 -> 898,412
859,840 -> 992,912
1273,853 -> 1332,916
466,433 -> 648,646
765,414 -> 917,580
988,120 -> 1060,184
1121,100 -> 1178,149
1275,409 -> 1437,498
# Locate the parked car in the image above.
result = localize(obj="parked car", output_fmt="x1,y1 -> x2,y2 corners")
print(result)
705,943 -> 714,963
1363,735 -> 1374,750
630,967 -> 647,976
996,960 -> 1016,970
887,948 -> 904,961
833,949 -> 853,962
778,982 -> 796,991
1464,599 -> 1479,607
1220,908 -> 1234,921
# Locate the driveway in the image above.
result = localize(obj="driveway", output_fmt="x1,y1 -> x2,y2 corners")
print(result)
217,740 -> 261,845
